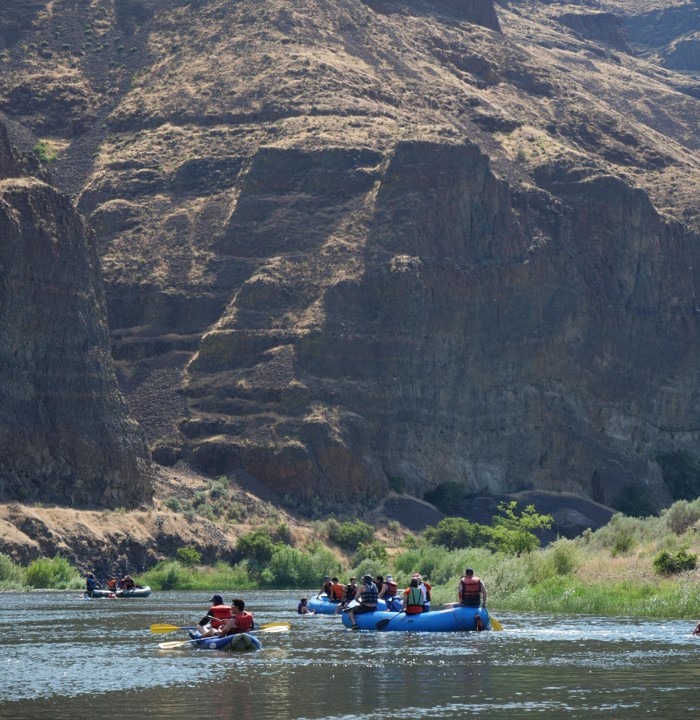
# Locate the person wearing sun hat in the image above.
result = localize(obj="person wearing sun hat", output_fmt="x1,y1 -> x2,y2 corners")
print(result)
378,573 -> 400,610
189,593 -> 232,638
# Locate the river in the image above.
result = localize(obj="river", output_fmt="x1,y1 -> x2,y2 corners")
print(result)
0,590 -> 698,719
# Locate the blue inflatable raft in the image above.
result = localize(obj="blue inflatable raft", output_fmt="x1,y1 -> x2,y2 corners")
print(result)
340,605 -> 492,632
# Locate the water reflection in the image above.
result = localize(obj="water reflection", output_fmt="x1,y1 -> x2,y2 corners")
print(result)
1,591 -> 699,719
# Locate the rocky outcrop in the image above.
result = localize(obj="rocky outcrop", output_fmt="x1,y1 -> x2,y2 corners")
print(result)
2,0 -> 700,523
556,12 -> 630,52
0,120 -> 153,508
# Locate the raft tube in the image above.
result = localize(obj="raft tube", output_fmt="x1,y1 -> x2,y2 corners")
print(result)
91,585 -> 152,598
195,633 -> 262,652
341,605 -> 492,632
308,595 -> 397,615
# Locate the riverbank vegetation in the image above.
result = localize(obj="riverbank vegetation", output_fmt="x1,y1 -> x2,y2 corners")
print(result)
2,499 -> 700,620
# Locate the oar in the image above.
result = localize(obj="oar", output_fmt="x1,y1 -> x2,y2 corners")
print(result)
158,624 -> 290,649
375,610 -> 404,631
150,620 -> 290,634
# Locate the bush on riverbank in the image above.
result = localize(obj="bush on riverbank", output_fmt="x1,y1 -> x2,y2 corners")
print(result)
0,553 -> 82,590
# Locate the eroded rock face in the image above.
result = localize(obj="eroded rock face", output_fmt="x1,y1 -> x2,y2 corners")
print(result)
0,121 -> 153,508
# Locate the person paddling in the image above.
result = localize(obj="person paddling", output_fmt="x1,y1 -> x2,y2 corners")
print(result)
216,598 -> 254,636
190,594 -> 232,639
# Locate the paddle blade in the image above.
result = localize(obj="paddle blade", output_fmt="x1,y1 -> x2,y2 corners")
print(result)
150,624 -> 183,634
258,622 -> 291,631
158,639 -> 193,649
257,625 -> 289,633
487,613 -> 503,631
375,619 -> 390,631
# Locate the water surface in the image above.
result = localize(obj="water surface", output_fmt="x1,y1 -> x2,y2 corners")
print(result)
0,591 -> 698,719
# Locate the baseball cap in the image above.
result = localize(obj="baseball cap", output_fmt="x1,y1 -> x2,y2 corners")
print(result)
210,594 -> 224,604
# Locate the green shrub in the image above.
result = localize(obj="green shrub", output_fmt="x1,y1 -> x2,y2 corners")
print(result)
423,517 -> 492,550
176,545 -> 202,567
0,553 -> 24,589
24,555 -> 81,589
662,499 -> 700,535
352,540 -> 388,567
237,530 -> 278,563
653,549 -> 697,575
328,520 -> 375,550
33,141 -> 57,162
165,496 -> 182,512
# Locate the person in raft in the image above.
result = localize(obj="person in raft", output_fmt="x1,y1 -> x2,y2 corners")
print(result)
347,574 -> 378,630
316,575 -> 333,599
458,568 -> 487,608
85,573 -> 100,598
298,597 -> 315,614
378,574 -> 400,610
402,577 -> 425,615
215,598 -> 255,636
190,594 -> 232,638
335,576 -> 358,614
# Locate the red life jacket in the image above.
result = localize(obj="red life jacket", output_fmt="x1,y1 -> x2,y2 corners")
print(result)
209,604 -> 232,627
233,611 -> 254,634
460,576 -> 482,600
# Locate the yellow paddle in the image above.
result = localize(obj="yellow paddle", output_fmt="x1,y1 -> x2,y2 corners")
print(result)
486,611 -> 503,631
150,621 -> 290,634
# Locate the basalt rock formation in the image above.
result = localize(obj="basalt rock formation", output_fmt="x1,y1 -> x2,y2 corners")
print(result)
1,0 -> 700,525
0,117 -> 153,508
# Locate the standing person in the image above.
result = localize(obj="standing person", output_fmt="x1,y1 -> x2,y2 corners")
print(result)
85,573 -> 99,598
346,574 -> 378,630
216,598 -> 254,636
458,568 -> 487,608
190,594 -> 232,639
402,577 -> 425,615
316,575 -> 332,599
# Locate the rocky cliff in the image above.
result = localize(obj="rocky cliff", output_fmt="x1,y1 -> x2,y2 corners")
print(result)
1,0 -> 700,526
0,117 -> 153,508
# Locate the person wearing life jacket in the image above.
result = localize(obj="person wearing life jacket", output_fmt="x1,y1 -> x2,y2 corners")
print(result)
316,575 -> 332,599
122,575 -> 136,590
217,598 -> 255,636
378,574 -> 400,610
85,573 -> 99,598
402,577 -> 425,615
335,576 -> 358,614
191,594 -> 232,638
419,575 -> 432,613
347,574 -> 378,630
458,568 -> 487,608
329,577 -> 345,602
106,577 -> 117,591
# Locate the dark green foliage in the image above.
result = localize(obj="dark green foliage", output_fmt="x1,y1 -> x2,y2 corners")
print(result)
657,451 -> 700,502
328,519 -> 375,550
176,545 -> 202,567
653,549 -> 697,575
423,517 -> 492,550
237,530 -> 278,563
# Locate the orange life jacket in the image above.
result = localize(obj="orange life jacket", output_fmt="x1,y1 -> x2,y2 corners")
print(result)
209,604 -> 232,627
330,582 -> 345,601
106,579 -> 116,590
